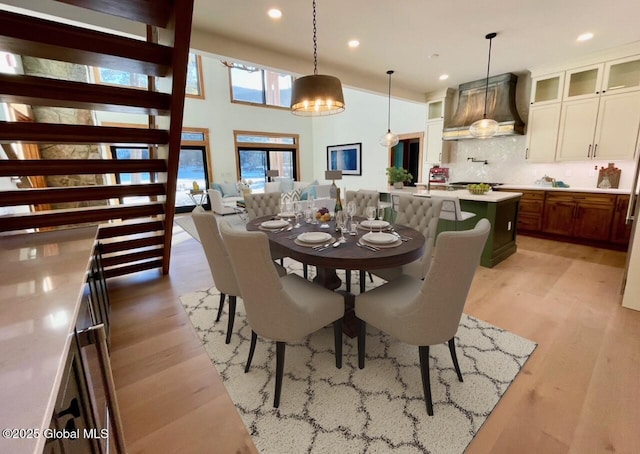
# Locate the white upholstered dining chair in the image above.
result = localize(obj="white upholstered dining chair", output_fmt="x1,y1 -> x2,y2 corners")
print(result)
219,222 -> 345,408
355,218 -> 490,415
244,192 -> 282,220
193,213 -> 287,344
370,195 -> 442,282
433,195 -> 476,230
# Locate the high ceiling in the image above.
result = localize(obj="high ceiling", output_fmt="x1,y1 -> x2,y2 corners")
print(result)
192,0 -> 640,99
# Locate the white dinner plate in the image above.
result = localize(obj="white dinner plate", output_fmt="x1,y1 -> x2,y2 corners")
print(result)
362,232 -> 397,245
297,232 -> 332,244
261,219 -> 289,229
278,212 -> 296,218
360,220 -> 390,229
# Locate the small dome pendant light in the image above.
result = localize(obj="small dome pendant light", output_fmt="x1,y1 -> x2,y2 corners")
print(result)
469,32 -> 499,139
379,70 -> 399,147
290,0 -> 345,116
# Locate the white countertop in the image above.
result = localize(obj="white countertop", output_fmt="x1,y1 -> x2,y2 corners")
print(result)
387,187 -> 522,203
0,227 -> 97,453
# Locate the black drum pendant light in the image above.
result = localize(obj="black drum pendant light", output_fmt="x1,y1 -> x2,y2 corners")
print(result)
290,0 -> 345,116
469,32 -> 499,138
379,70 -> 399,147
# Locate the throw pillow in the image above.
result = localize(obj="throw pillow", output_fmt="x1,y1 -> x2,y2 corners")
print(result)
219,182 -> 240,197
211,182 -> 223,194
299,184 -> 317,201
280,189 -> 302,212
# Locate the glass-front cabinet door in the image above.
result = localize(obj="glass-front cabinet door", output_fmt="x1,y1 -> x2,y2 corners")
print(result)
602,55 -> 640,95
530,72 -> 564,105
563,64 -> 604,100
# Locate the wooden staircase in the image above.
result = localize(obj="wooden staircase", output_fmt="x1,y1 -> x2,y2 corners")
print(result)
0,0 -> 194,278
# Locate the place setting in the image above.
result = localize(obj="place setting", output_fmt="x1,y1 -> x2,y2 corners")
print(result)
358,231 -> 402,249
293,231 -> 336,251
258,218 -> 291,233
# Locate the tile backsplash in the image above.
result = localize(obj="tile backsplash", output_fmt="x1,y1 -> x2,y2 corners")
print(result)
442,136 -> 637,190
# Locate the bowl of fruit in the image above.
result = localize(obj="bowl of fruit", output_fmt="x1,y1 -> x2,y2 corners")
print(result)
467,183 -> 491,195
315,207 -> 332,223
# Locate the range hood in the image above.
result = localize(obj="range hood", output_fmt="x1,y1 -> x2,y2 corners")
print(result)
443,73 -> 525,140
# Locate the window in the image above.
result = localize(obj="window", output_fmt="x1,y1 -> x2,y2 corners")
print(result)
228,63 -> 293,109
234,131 -> 299,192
94,53 -> 204,98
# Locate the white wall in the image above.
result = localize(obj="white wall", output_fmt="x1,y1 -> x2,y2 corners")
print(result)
311,88 -> 427,192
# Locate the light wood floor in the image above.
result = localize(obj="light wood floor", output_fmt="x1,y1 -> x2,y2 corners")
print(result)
108,227 -> 640,453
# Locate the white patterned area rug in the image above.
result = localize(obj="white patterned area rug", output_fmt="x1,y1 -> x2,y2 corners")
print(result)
180,261 -> 536,453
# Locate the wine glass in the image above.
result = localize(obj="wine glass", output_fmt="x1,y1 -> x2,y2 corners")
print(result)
335,211 -> 348,242
365,205 -> 376,232
293,201 -> 302,228
377,204 -> 385,222
346,200 -> 357,229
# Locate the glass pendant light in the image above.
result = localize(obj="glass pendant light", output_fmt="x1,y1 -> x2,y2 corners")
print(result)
379,70 -> 399,147
469,32 -> 499,139
290,0 -> 345,116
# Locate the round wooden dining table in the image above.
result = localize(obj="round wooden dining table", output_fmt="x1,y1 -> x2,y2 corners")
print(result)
246,215 -> 425,337
246,215 -> 425,289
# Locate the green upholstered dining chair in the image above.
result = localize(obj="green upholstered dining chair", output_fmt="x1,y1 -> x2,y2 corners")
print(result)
355,218 -> 490,415
219,222 -> 345,408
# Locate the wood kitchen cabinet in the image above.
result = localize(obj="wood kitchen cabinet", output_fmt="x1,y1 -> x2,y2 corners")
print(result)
611,194 -> 633,245
501,189 -> 545,231
542,192 -> 615,241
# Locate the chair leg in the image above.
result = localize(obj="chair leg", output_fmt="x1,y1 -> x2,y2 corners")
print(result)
359,270 -> 366,294
368,271 -> 374,283
357,319 -> 366,369
274,341 -> 286,408
245,330 -> 257,373
333,319 -> 343,369
216,293 -> 226,322
418,346 -> 434,416
448,337 -> 464,382
345,270 -> 351,293
225,296 -> 237,344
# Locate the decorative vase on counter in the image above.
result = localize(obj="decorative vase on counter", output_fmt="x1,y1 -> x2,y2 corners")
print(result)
393,182 -> 404,189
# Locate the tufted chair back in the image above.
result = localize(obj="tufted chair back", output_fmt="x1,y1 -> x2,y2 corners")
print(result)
372,195 -> 442,281
345,190 -> 380,216
244,192 -> 282,220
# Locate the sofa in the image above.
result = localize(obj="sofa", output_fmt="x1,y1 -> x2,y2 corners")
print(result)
208,188 -> 242,216
264,179 -> 335,211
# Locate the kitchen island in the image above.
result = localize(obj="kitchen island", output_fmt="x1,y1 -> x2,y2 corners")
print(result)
386,187 -> 522,267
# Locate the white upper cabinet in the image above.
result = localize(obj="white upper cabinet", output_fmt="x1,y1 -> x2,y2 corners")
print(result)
563,63 -> 604,101
557,91 -> 640,161
530,72 -> 565,106
593,91 -> 640,160
556,98 -> 600,160
528,52 -> 640,162
602,55 -> 640,95
424,93 -> 453,164
525,103 -> 561,162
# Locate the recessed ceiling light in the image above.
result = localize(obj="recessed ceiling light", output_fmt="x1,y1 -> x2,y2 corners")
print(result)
268,8 -> 282,19
348,40 -> 360,48
439,74 -> 449,81
428,53 -> 440,59
577,32 -> 594,42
